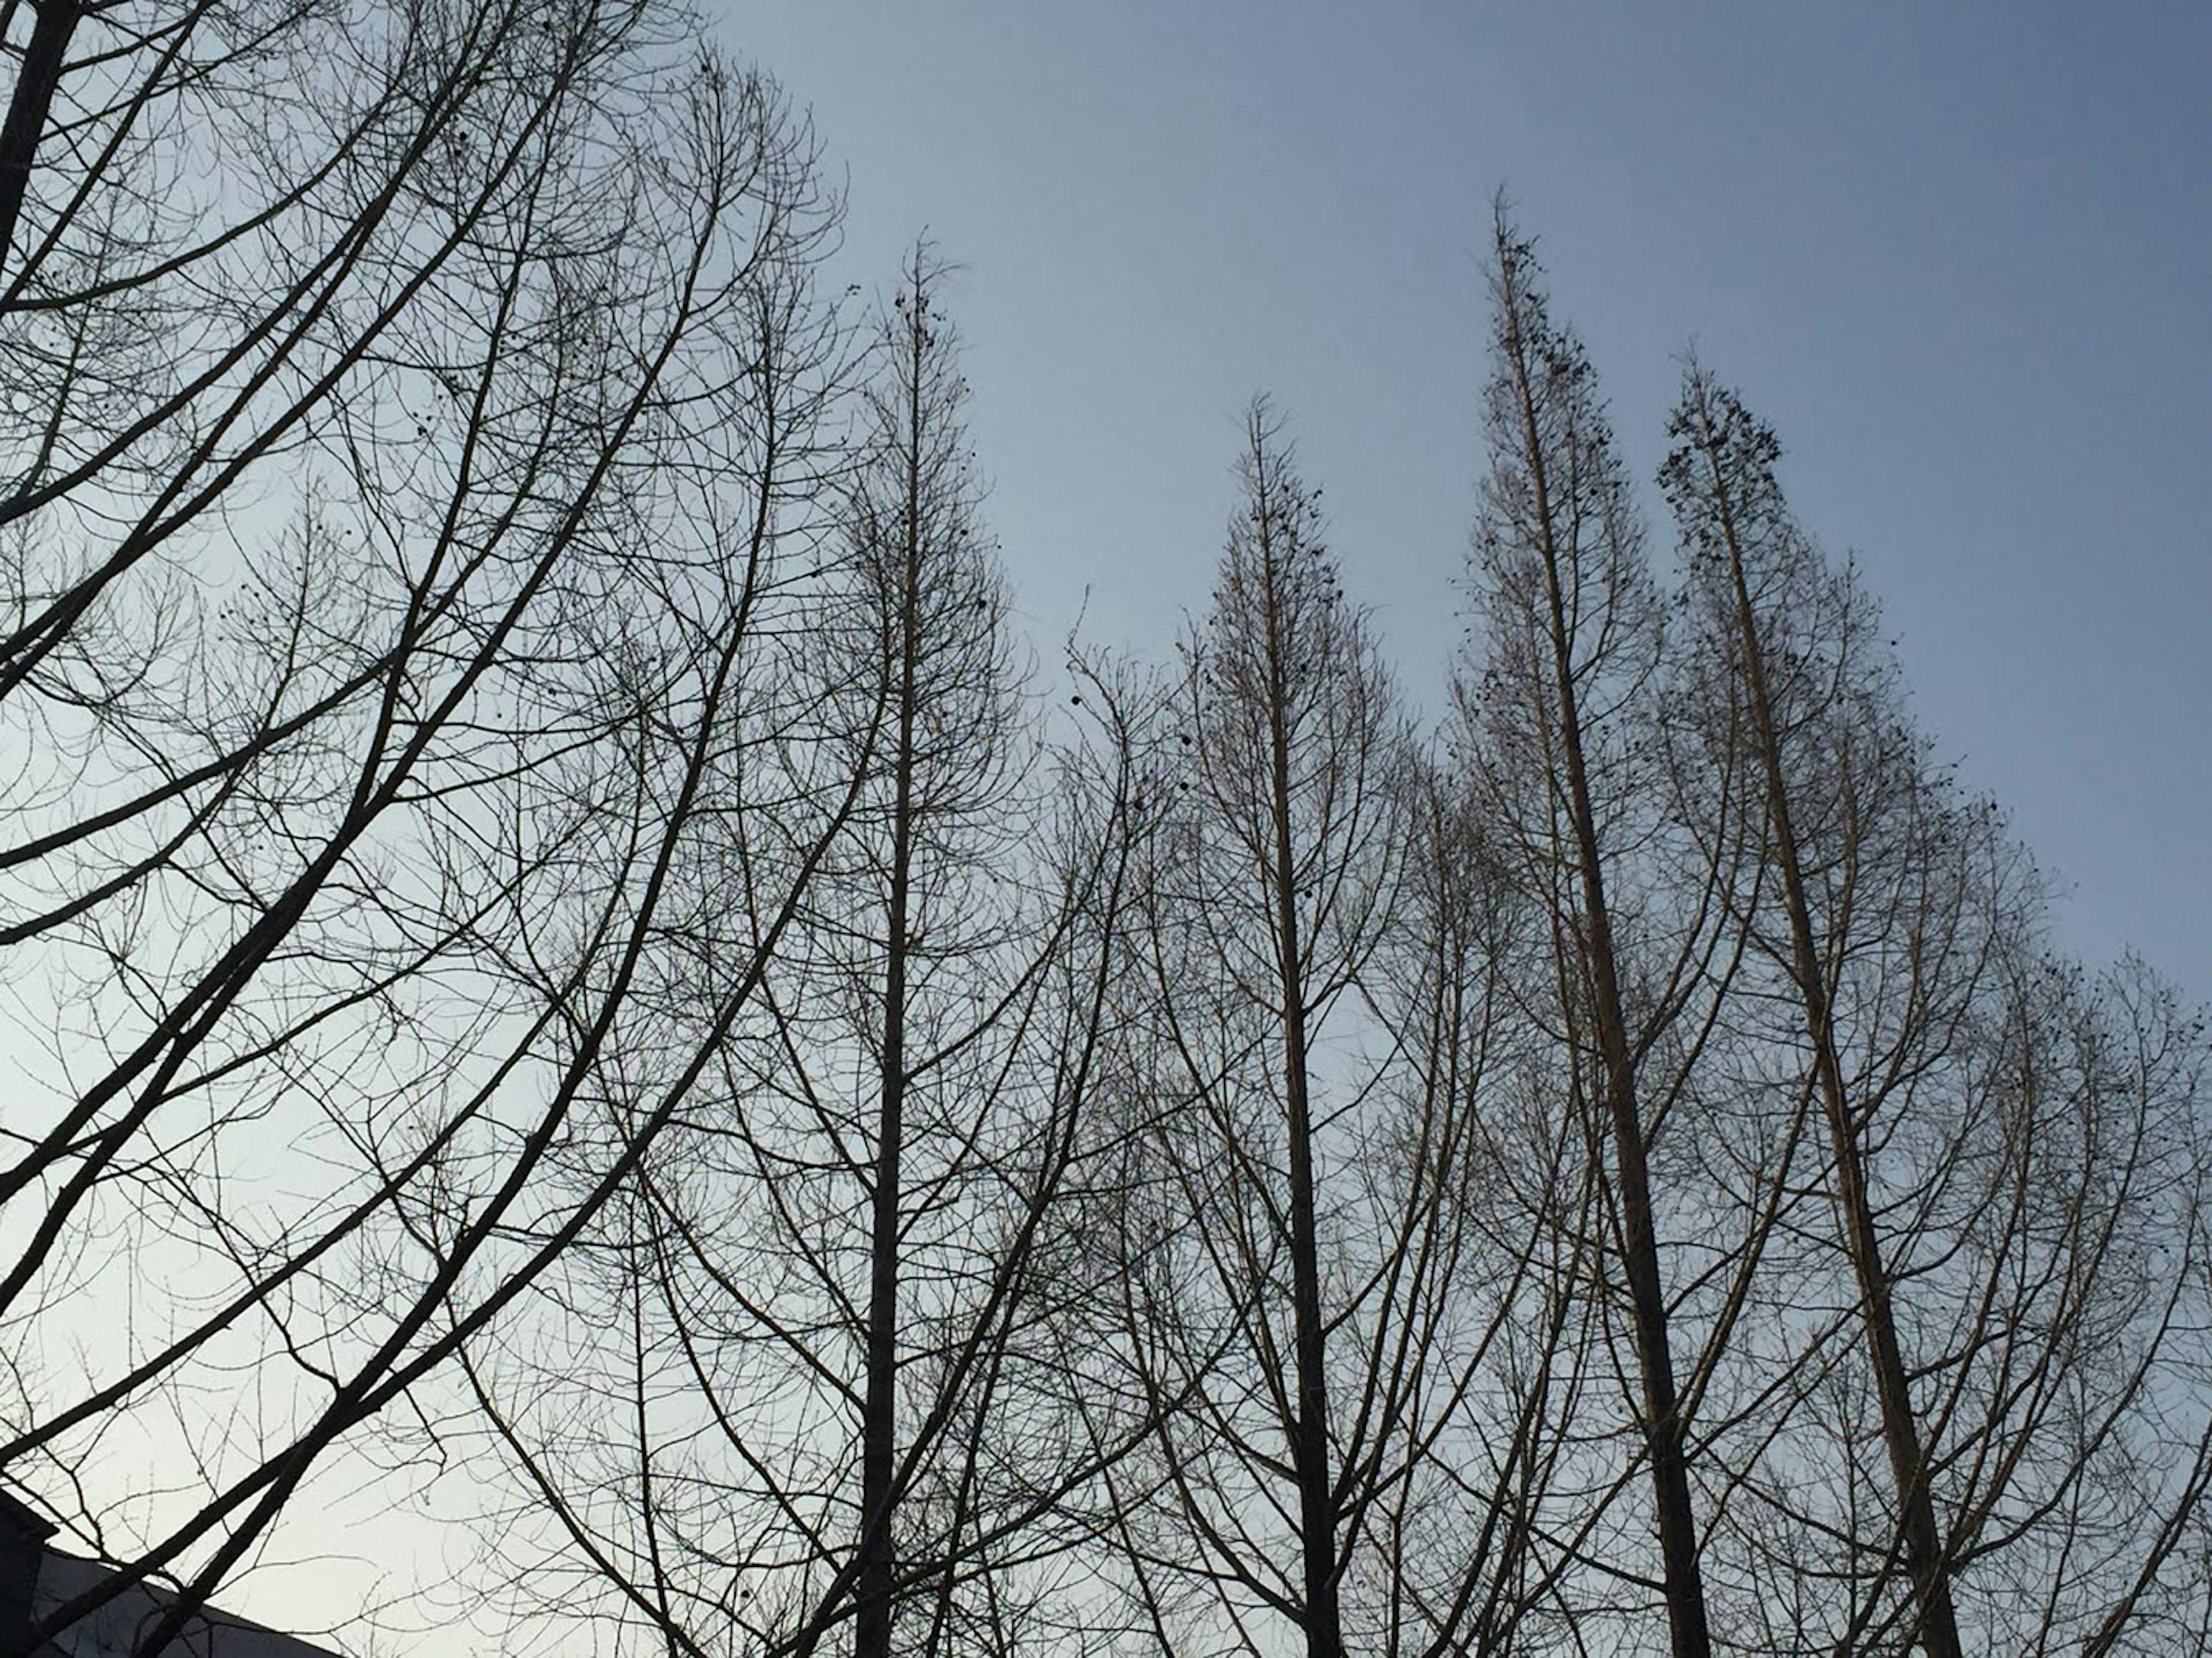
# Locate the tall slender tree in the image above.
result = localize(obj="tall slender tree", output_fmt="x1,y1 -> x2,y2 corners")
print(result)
441,246 -> 1154,1658
839,246 -> 1026,1658
1459,207 -> 1751,1658
1108,399 -> 1410,1658
1665,366 -> 1965,1657
1662,364 -> 2212,1657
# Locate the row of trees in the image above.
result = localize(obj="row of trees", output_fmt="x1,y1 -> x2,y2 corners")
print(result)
4,5 -> 2209,1657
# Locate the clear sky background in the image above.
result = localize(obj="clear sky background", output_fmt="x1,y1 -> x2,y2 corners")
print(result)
728,2 -> 2212,997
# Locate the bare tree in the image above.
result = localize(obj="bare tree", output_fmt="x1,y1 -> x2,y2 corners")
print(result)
0,3 -> 857,1651
1664,366 -> 1968,1657
832,246 -> 1028,1658
1661,364 -> 2212,1657
1089,399 -> 1420,1658
440,248 -> 1153,1658
1457,208 -> 1761,1658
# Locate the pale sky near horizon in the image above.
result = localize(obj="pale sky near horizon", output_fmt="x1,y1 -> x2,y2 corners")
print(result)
734,1 -> 2212,996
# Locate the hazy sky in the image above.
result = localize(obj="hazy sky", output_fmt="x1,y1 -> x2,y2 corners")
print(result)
728,2 -> 2212,993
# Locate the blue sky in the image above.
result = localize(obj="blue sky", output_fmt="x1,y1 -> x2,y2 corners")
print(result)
737,1 -> 2212,991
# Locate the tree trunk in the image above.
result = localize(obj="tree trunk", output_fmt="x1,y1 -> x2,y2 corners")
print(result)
0,0 -> 80,287
1260,526 -> 1345,1658
855,298 -> 928,1658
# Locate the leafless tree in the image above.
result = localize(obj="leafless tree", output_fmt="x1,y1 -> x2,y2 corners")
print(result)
1456,207 -> 1762,1658
0,3 -> 856,1652
1088,398 -> 1505,1658
439,248 -> 1152,1658
1661,365 -> 2212,1656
